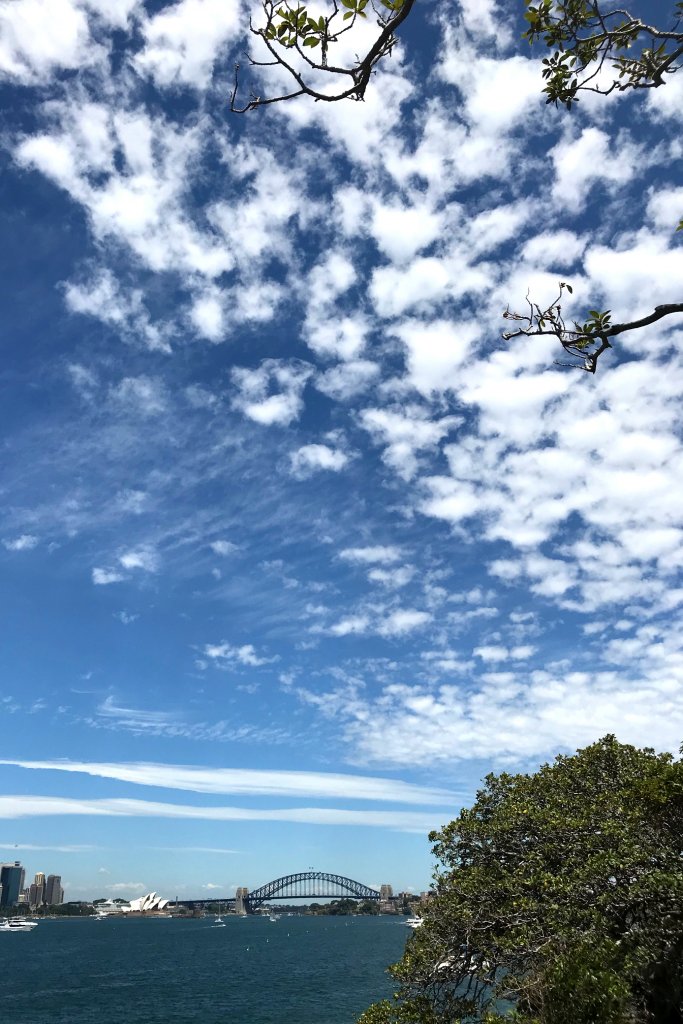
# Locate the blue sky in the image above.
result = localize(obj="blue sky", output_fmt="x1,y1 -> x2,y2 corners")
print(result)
1,0 -> 682,902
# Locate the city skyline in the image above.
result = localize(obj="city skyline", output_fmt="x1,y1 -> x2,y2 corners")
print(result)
1,0 -> 682,897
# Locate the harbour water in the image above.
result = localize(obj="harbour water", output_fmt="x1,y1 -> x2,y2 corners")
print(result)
0,915 -> 409,1024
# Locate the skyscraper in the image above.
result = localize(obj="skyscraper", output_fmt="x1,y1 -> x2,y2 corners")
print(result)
45,875 -> 63,906
0,862 -> 25,908
30,872 -> 46,909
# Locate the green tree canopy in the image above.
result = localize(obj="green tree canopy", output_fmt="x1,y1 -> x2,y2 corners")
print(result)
359,736 -> 683,1024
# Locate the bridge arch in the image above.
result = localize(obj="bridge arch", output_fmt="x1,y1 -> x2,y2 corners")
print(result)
246,871 -> 380,911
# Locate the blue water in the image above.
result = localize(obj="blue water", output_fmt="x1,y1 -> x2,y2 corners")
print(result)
0,916 -> 409,1024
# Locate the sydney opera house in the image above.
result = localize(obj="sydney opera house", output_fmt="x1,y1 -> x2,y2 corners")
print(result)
95,892 -> 171,916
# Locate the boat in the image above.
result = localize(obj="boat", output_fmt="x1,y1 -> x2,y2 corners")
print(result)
268,914 -> 279,922
214,903 -> 225,927
405,915 -> 423,929
0,918 -> 39,932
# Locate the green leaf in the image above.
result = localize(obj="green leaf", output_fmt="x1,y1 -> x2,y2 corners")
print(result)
303,35 -> 319,45
342,9 -> 353,18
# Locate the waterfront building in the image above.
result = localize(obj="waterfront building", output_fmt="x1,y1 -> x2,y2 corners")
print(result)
0,862 -> 25,908
126,892 -> 170,913
45,875 -> 63,906
28,872 -> 46,909
379,884 -> 395,914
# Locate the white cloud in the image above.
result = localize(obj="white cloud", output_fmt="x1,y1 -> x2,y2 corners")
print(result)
118,548 -> 159,573
97,697 -> 178,730
65,271 -> 171,353
315,360 -> 380,401
3,534 -> 38,551
377,609 -> 431,637
305,316 -> 367,362
439,44 -> 542,133
231,360 -> 313,427
92,567 -> 126,585
0,0 -> 101,83
190,289 -> 225,342
339,546 -> 402,565
306,663 -> 683,768
17,105 -> 233,289
0,758 -> 457,804
106,881 -> 147,893
210,540 -> 237,556
370,201 -> 444,263
0,794 -> 446,831
419,475 -> 480,525
134,0 -> 241,90
290,444 -> 350,479
392,319 -> 479,396
551,127 -> 643,212
328,615 -> 371,637
360,407 -> 460,480
521,230 -> 586,269
371,257 -> 451,318
367,566 -> 415,589
203,643 -> 277,667
115,611 -> 138,625
111,377 -> 168,416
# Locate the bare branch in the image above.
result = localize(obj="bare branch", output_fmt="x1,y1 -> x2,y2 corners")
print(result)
503,284 -> 683,374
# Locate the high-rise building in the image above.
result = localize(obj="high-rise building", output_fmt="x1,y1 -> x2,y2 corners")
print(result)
0,862 -> 25,908
379,883 -> 395,913
45,875 -> 63,906
30,872 -> 46,909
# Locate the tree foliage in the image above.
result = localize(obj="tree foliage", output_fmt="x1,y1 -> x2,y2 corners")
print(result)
523,0 -> 683,109
230,0 -> 415,111
358,737 -> 683,1024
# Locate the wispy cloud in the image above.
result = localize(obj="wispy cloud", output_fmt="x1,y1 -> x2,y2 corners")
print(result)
0,842 -> 99,853
92,567 -> 126,585
0,759 -> 458,805
202,643 -> 278,668
3,535 -> 39,551
0,796 -> 448,832
339,546 -> 402,565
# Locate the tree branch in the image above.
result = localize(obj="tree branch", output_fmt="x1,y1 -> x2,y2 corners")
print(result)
503,285 -> 683,374
230,0 -> 417,112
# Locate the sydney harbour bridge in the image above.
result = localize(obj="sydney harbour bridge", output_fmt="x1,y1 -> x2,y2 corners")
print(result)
185,870 -> 391,914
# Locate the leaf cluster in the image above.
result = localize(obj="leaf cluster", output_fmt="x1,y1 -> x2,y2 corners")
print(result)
523,0 -> 683,108
360,736 -> 683,1024
232,0 -> 412,110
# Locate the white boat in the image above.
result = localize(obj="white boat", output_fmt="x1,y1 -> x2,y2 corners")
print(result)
268,914 -> 279,922
405,915 -> 423,929
214,902 -> 225,927
0,918 -> 38,932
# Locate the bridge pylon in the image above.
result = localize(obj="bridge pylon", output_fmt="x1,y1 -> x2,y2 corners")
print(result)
235,887 -> 249,915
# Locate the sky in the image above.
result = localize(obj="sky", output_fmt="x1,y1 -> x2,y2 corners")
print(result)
0,0 -> 682,903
